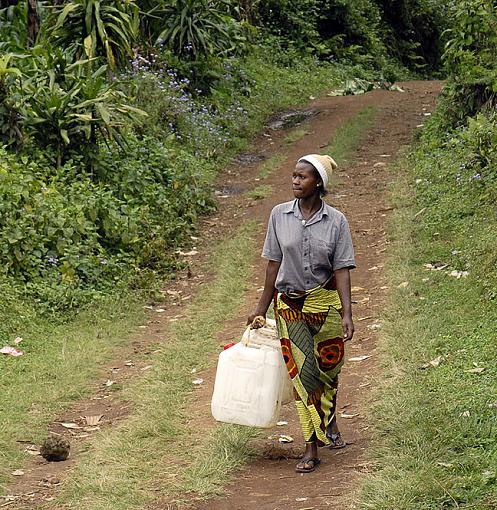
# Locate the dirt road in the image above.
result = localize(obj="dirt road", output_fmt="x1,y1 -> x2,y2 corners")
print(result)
5,80 -> 441,510
183,80 -> 442,510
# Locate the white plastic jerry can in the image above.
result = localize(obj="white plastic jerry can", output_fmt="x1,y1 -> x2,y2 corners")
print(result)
211,319 -> 294,428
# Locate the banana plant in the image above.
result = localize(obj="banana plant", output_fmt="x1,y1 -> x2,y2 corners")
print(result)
156,0 -> 246,59
46,0 -> 139,70
21,55 -> 146,170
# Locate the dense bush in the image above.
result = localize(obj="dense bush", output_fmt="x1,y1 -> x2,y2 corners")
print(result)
0,139 -> 213,311
440,0 -> 497,125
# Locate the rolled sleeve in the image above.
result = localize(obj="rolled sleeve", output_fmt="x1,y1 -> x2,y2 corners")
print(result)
332,215 -> 356,270
262,208 -> 283,261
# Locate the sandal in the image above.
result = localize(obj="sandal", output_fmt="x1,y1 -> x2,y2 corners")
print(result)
328,431 -> 346,449
295,457 -> 321,473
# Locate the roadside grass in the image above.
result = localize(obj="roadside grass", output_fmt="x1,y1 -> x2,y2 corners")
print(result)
355,136 -> 497,508
283,128 -> 309,144
0,293 -> 144,492
257,153 -> 285,179
51,222 -> 260,510
324,105 -> 377,165
176,424 -> 260,498
246,184 -> 273,200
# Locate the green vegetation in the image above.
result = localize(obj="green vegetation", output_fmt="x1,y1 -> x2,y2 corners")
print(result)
246,184 -> 273,200
324,105 -> 377,164
283,127 -> 309,144
356,2 -> 497,503
0,292 -> 144,490
257,153 -> 285,179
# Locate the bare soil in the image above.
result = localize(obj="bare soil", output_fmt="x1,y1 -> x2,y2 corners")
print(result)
3,80 -> 442,510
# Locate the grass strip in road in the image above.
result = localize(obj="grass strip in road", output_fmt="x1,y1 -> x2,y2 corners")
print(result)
283,128 -> 309,144
52,221 -> 259,510
324,105 -> 377,164
356,139 -> 497,508
0,294 -> 144,493
246,184 -> 273,201
176,424 -> 260,499
257,153 -> 285,179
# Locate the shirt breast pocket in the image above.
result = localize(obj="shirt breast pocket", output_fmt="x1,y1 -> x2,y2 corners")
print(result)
310,237 -> 333,270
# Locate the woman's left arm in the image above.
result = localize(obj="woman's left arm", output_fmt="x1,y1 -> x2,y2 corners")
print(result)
334,268 -> 354,341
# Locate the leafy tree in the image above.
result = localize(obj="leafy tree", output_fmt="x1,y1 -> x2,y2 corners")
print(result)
374,0 -> 448,73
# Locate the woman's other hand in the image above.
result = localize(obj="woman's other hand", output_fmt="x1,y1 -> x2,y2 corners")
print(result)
342,312 -> 354,341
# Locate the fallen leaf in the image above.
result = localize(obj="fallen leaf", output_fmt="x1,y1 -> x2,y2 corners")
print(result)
141,365 -> 153,371
83,415 -> 103,426
367,324 -> 382,330
192,378 -> 204,385
397,281 -> 409,288
278,435 -> 294,443
466,367 -> 485,374
368,266 -> 379,271
276,421 -> 288,426
423,262 -> 448,271
437,462 -> 454,468
11,470 -> 24,476
373,162 -> 386,167
348,355 -> 371,362
340,413 -> 359,419
460,410 -> 470,417
24,445 -> 40,456
13,337 -> 23,345
420,355 -> 443,369
351,286 -> 367,293
0,346 -> 24,357
154,308 -> 166,313
60,422 -> 80,430
296,497 -> 308,502
448,270 -> 469,279
178,250 -> 198,256
104,379 -> 114,387
357,316 -> 373,321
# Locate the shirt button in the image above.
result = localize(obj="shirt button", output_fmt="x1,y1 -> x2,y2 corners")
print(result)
304,267 -> 308,270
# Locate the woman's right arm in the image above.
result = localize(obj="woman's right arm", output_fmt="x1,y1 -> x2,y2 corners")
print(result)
247,259 -> 281,326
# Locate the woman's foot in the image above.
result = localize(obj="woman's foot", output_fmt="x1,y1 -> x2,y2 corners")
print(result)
295,441 -> 320,473
327,418 -> 346,449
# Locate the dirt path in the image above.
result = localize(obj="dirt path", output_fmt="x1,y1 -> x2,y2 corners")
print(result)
180,80 -> 442,510
3,80 -> 441,510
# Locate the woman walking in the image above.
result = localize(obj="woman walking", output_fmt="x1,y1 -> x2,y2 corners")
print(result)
248,154 -> 355,473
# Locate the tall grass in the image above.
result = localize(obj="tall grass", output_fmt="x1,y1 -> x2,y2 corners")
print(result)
356,117 -> 497,508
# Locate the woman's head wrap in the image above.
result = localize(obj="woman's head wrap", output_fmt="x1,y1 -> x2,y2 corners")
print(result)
297,154 -> 337,189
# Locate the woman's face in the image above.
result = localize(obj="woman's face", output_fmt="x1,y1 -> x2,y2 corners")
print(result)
292,162 -> 320,199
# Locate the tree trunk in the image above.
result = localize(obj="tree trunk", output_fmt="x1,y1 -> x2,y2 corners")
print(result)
27,0 -> 40,46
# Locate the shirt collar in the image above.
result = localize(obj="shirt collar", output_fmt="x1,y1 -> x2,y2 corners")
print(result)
283,199 -> 328,222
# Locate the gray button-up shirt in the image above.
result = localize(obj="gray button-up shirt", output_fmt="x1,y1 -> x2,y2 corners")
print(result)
262,199 -> 355,293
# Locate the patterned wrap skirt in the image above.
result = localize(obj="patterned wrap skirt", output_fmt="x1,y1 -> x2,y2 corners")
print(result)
274,286 -> 345,446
